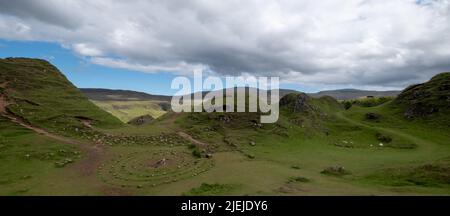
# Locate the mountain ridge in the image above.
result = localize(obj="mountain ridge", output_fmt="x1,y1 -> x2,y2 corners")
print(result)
81,87 -> 401,101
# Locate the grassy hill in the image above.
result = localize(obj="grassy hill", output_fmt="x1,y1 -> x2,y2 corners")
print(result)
0,58 -> 123,134
171,92 -> 343,153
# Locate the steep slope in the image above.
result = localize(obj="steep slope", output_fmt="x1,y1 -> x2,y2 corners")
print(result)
0,58 -> 123,134
392,72 -> 450,119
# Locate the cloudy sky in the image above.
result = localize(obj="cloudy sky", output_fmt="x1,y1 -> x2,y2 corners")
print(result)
1,0 -> 450,94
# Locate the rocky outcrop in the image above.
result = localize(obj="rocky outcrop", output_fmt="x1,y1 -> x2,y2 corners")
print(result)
393,72 -> 450,119
127,114 -> 154,125
279,93 -> 316,113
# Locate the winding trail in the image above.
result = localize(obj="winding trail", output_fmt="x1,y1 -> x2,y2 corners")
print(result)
165,112 -> 209,148
177,131 -> 208,147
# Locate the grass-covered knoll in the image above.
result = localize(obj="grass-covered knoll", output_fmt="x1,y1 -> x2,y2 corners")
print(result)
173,92 -> 342,152
364,158 -> 450,187
0,58 -> 122,134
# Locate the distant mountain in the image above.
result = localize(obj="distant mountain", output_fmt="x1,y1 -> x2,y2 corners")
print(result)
81,87 -> 402,103
309,89 -> 401,100
185,87 -> 300,100
80,88 -> 172,102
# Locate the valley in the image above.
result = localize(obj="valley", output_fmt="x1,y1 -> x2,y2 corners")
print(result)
0,58 -> 449,195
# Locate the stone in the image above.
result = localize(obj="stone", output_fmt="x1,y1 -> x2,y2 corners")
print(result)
365,112 -> 381,120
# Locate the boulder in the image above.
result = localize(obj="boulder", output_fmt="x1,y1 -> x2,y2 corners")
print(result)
365,112 -> 380,120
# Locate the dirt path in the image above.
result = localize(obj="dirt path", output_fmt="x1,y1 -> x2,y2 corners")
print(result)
0,96 -> 129,195
177,131 -> 208,147
165,112 -> 209,148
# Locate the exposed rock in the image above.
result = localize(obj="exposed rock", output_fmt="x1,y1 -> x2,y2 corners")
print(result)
365,112 -> 380,120
280,93 -> 315,113
375,132 -> 392,143
218,114 -> 232,123
127,114 -> 154,125
393,72 -> 450,119
321,166 -> 351,176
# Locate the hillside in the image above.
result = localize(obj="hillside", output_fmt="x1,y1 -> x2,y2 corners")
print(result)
81,88 -> 171,122
309,89 -> 400,100
174,92 -> 343,151
0,58 -> 123,134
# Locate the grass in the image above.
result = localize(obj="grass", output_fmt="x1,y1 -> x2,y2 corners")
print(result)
364,159 -> 450,187
0,117 -> 81,195
287,176 -> 311,183
184,183 -> 237,195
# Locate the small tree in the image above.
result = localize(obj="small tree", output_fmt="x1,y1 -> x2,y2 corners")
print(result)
343,101 -> 352,110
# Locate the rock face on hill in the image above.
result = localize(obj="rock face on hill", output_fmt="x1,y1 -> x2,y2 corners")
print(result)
393,72 -> 450,119
0,58 -> 122,132
280,93 -> 342,114
280,93 -> 316,113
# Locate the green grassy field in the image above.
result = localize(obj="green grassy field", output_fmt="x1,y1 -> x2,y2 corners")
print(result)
1,58 -> 449,195
1,100 -> 449,195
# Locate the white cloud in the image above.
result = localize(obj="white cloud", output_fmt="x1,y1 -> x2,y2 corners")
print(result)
73,43 -> 103,56
91,57 -> 208,76
0,0 -> 449,89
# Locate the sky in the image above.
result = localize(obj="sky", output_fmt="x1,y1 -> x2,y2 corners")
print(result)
1,0 -> 450,95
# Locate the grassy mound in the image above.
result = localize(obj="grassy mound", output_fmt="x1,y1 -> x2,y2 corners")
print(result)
174,92 -> 343,150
